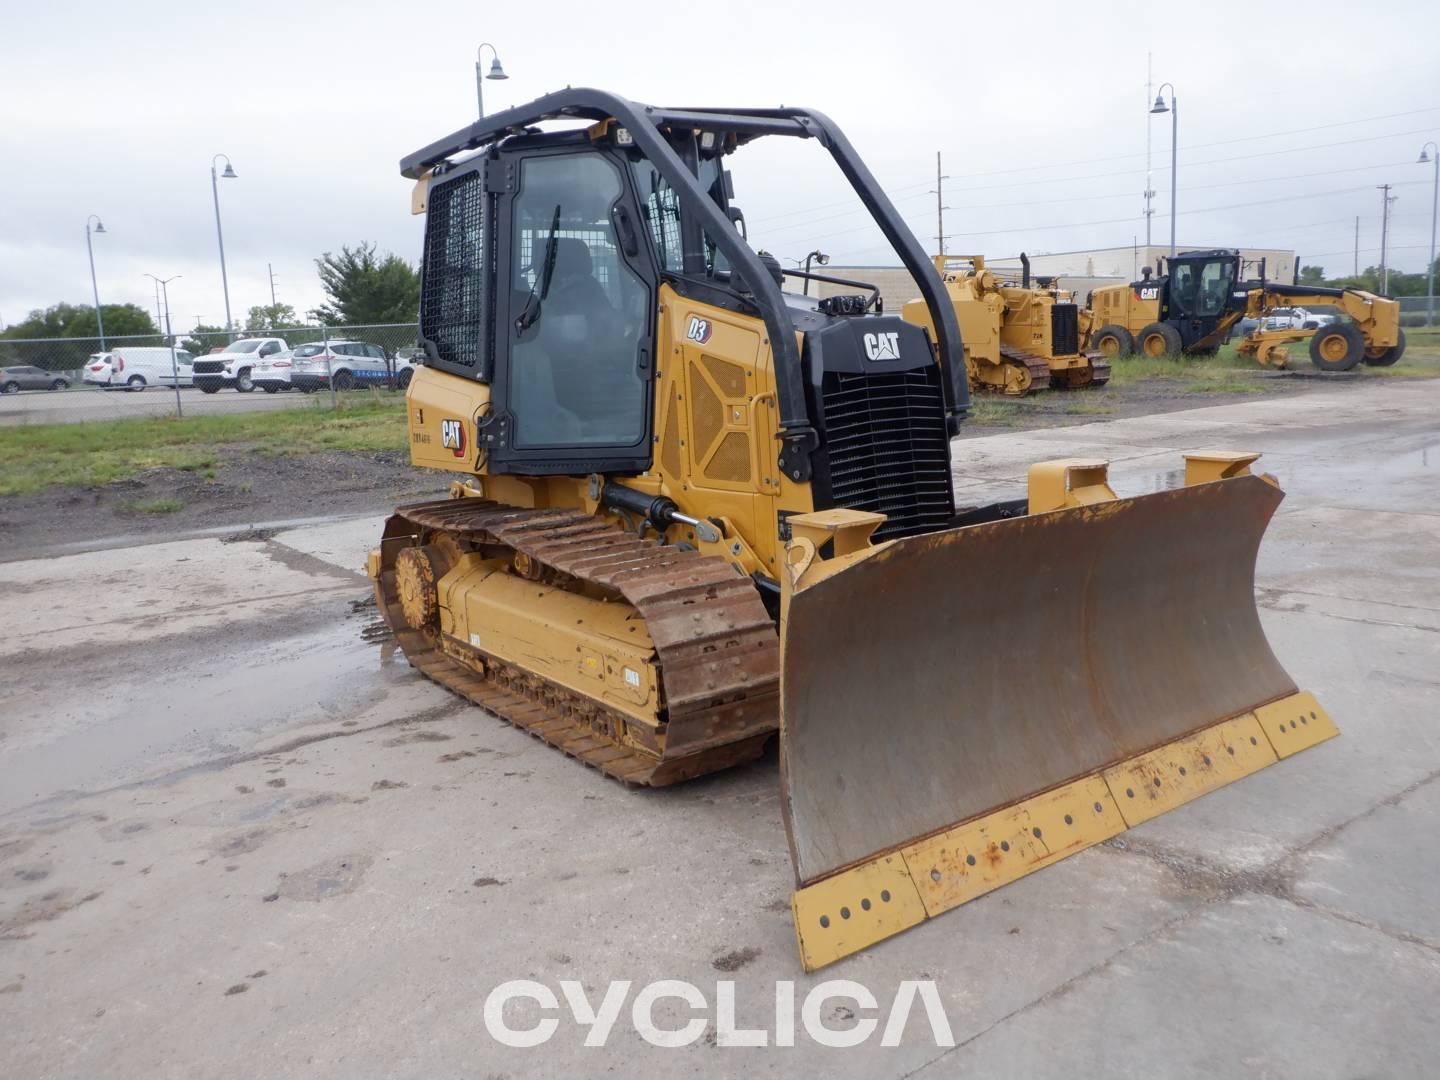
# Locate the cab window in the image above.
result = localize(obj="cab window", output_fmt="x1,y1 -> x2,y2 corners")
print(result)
508,152 -> 650,450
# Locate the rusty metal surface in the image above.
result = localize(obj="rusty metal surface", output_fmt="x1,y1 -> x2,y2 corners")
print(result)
780,474 -> 1295,885
375,499 -> 778,785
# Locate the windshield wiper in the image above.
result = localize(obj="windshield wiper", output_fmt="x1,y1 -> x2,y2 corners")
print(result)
514,204 -> 562,335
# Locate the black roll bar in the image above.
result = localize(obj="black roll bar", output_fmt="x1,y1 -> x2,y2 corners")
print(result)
401,89 -> 970,479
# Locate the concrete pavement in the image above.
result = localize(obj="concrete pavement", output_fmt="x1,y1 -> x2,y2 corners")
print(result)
1,379 -> 1437,1077
0,385 -> 334,426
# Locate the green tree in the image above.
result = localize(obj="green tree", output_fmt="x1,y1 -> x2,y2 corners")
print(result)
310,242 -> 420,326
1298,265 -> 1326,286
245,303 -> 298,331
0,302 -> 158,340
182,324 -> 228,356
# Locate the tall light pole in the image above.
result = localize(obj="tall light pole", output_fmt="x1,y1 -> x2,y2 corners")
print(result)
85,215 -> 108,348
210,154 -> 237,336
1420,142 -> 1439,326
144,273 -> 184,417
1377,184 -> 1397,294
1151,83 -> 1178,260
930,151 -> 950,256
475,43 -> 508,118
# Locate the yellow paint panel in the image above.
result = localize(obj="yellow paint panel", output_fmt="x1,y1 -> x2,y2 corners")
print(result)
1254,690 -> 1338,758
792,855 -> 926,973
1103,714 -> 1277,828
900,775 -> 1126,917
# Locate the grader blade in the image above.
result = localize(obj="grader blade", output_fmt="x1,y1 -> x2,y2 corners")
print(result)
779,463 -> 1336,971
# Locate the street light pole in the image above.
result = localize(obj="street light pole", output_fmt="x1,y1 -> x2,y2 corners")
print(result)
1151,84 -> 1178,260
210,154 -> 237,336
144,273 -> 184,418
475,43 -> 509,118
1420,142 -> 1439,326
85,215 -> 107,348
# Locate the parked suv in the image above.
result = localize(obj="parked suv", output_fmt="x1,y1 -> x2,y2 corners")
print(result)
289,341 -> 412,391
192,337 -> 289,393
1,365 -> 71,393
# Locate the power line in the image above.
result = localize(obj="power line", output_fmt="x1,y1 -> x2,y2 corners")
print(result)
759,157 -> 1426,238
934,106 -> 1440,182
832,180 -> 1431,257
753,127 -> 1438,233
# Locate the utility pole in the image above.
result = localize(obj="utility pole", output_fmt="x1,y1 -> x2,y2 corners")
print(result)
1377,184 -> 1396,293
268,263 -> 280,307
1353,216 -> 1359,277
930,152 -> 950,256
1144,53 -> 1154,247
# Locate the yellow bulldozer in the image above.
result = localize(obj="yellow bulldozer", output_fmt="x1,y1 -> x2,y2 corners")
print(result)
370,90 -> 1335,971
1084,249 -> 1406,371
903,254 -> 1110,394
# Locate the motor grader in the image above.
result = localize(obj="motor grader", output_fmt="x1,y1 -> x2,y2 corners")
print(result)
903,253 -> 1109,395
1084,249 -> 1406,371
371,89 -> 1335,971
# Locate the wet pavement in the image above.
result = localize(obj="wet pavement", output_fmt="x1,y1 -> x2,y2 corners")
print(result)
0,379 -> 1437,1078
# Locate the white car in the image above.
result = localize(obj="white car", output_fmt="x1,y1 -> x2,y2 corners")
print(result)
192,337 -> 290,393
83,352 -> 115,386
252,349 -> 296,393
290,341 -> 413,391
1262,307 -> 1309,331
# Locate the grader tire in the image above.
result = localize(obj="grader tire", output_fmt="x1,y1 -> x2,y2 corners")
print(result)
1362,327 -> 1406,367
1309,323 -> 1365,371
1092,324 -> 1134,358
1137,322 -> 1184,358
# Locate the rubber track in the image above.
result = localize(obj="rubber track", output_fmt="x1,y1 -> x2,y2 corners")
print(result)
375,499 -> 779,786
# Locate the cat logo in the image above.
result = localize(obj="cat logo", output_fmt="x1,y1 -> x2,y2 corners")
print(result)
863,331 -> 901,361
686,316 -> 713,344
440,418 -> 466,457
1137,286 -> 1160,301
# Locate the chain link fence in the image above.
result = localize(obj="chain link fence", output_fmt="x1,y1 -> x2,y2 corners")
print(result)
0,324 -> 422,425
1396,296 -> 1437,326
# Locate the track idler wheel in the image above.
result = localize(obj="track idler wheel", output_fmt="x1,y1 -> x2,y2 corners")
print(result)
395,545 -> 451,631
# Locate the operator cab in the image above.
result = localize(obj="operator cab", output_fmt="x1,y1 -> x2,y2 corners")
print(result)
404,91 -> 969,495
1145,250 -> 1244,350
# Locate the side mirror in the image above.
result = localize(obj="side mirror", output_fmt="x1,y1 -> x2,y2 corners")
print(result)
727,205 -> 747,240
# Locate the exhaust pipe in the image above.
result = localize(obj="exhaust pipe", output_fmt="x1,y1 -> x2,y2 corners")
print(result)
1020,252 -> 1030,288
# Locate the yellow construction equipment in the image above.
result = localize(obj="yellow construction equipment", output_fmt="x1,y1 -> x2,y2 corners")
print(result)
903,254 -> 1109,394
1084,249 -> 1405,371
371,90 -> 1335,971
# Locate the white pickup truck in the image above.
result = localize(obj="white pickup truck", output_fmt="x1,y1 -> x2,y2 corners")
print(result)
192,337 -> 289,393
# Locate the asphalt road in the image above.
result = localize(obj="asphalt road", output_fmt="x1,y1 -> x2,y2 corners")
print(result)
1,381 -> 1437,1077
0,385 -> 327,425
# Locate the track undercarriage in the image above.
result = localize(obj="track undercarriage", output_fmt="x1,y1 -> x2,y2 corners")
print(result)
371,496 -> 779,785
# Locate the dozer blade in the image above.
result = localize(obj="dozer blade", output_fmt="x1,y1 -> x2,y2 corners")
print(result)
779,467 -> 1336,971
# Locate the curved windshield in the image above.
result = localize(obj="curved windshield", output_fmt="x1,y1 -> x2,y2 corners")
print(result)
226,340 -> 266,354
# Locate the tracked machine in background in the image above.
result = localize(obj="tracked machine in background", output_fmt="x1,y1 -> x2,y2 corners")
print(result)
371,89 -> 1336,971
903,254 -> 1109,395
1084,248 -> 1406,371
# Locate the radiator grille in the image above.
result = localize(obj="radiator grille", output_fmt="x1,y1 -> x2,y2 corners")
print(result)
192,359 -> 225,374
1051,302 -> 1080,356
820,367 -> 954,541
420,172 -> 487,373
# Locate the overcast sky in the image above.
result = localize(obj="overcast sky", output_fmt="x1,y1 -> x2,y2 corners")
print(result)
2,0 -> 1437,331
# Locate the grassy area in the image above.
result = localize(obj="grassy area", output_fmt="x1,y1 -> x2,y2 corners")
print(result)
0,395 -> 406,496
126,497 -> 185,514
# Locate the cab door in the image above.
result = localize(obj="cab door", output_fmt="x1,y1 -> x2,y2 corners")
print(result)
485,146 -> 658,475
1168,257 -> 1236,348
